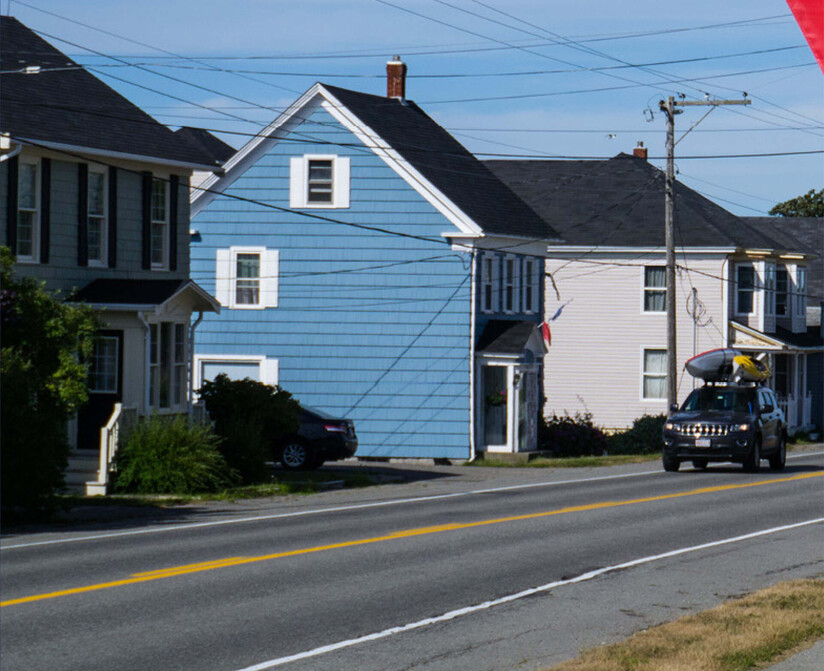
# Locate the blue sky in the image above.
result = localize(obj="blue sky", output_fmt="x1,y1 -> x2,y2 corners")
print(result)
5,0 -> 823,215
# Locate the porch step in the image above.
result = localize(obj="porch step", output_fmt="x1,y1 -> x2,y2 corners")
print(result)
476,451 -> 552,464
65,451 -> 100,493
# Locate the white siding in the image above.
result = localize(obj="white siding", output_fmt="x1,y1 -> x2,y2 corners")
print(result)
543,253 -> 726,431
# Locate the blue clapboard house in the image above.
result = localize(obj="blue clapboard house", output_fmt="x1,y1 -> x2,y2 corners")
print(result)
190,59 -> 560,459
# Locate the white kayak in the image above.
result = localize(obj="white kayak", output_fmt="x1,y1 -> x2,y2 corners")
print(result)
685,348 -> 740,382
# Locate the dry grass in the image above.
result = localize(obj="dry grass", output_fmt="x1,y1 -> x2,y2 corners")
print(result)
545,580 -> 824,671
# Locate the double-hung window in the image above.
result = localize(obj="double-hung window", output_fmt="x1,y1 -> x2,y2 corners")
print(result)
149,322 -> 187,409
150,178 -> 169,269
87,167 -> 107,266
522,257 -> 539,314
290,155 -> 350,208
642,349 -> 667,400
795,266 -> 807,317
481,253 -> 499,313
643,266 -> 666,312
735,264 -> 755,315
775,267 -> 789,316
503,256 -> 518,313
215,247 -> 279,309
16,159 -> 39,261
764,262 -> 776,316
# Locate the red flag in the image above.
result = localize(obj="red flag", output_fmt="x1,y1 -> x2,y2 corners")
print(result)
541,321 -> 551,348
787,0 -> 824,73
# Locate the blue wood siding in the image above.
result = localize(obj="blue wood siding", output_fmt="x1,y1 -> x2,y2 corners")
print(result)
192,106 -> 473,458
1,155 -> 191,292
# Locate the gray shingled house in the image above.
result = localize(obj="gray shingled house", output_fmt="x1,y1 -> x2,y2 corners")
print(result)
0,17 -> 221,492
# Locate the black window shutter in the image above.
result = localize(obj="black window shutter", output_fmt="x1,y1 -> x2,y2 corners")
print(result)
141,171 -> 152,270
6,155 -> 18,253
108,167 -> 118,267
169,174 -> 179,271
40,158 -> 51,263
77,163 -> 88,266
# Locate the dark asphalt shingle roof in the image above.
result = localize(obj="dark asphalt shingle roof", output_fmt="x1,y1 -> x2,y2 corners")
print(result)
322,84 -> 558,241
743,217 -> 822,303
476,320 -> 538,354
72,279 -> 188,305
0,16 -> 215,167
485,154 -> 785,250
175,126 -> 236,165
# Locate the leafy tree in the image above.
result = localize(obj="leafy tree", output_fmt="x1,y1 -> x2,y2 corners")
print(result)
768,188 -> 823,217
1,248 -> 98,516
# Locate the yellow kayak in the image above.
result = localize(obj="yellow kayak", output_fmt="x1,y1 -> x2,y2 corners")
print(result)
733,355 -> 771,382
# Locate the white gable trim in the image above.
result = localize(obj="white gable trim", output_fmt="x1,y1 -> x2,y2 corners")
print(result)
191,84 -> 483,238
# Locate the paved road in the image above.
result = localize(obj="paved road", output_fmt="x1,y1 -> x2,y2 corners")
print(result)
2,452 -> 823,671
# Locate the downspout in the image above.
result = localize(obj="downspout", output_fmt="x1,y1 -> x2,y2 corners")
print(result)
721,257 -> 730,348
468,248 -> 478,463
137,311 -> 151,414
189,311 -> 205,410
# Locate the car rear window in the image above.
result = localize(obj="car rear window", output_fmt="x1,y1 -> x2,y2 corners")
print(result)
682,388 -> 754,413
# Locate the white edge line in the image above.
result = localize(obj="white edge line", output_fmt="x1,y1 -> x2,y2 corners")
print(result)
236,518 -> 824,670
3,451 -> 821,551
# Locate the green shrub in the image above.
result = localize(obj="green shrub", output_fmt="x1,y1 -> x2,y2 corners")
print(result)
608,414 -> 667,455
198,375 -> 301,484
112,415 -> 233,494
539,413 -> 608,457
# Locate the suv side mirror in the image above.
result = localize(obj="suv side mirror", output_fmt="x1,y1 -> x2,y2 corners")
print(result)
670,403 -> 679,412
761,404 -> 774,414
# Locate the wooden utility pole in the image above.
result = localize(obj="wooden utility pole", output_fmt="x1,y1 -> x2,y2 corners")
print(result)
658,95 -> 751,409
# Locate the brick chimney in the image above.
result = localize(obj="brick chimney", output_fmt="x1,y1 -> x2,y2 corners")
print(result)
386,56 -> 407,100
633,141 -> 648,160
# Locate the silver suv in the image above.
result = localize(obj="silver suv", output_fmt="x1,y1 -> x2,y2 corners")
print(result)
662,385 -> 786,472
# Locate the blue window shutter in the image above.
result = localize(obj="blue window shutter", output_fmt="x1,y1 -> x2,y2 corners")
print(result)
77,162 -> 88,267
141,171 -> 152,270
108,167 -> 117,268
5,155 -> 18,253
40,158 -> 51,263
169,174 -> 179,271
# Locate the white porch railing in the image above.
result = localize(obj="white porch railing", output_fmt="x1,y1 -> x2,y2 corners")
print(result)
777,393 -> 813,434
85,403 -> 137,496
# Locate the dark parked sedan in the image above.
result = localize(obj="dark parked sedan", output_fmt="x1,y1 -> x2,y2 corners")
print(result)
662,384 -> 786,473
275,405 -> 357,470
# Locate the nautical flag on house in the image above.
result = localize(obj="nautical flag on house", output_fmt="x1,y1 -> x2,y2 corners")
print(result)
541,321 -> 551,349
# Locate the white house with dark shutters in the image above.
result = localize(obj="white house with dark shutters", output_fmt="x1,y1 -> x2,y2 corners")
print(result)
0,17 -> 220,492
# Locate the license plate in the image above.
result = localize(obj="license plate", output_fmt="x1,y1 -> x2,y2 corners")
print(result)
696,438 -> 711,448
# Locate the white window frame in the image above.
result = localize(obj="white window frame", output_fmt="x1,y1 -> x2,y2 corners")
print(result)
521,257 -> 540,315
16,158 -> 40,263
193,354 -> 279,396
642,265 -> 666,314
764,262 -> 776,316
289,154 -> 350,209
89,335 -> 119,394
149,321 -> 188,410
87,166 -> 108,267
150,178 -> 169,270
775,266 -> 789,317
735,263 -> 756,316
480,253 -> 500,314
641,347 -> 668,401
215,247 -> 279,309
503,254 -> 519,314
794,266 -> 807,317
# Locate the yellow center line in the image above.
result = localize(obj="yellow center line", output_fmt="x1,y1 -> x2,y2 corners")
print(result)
3,471 -> 821,608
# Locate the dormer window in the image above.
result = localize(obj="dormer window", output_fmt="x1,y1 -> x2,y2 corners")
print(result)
290,155 -> 350,209
776,268 -> 789,316
795,266 -> 807,317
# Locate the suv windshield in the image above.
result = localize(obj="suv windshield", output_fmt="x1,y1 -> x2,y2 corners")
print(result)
681,387 -> 754,413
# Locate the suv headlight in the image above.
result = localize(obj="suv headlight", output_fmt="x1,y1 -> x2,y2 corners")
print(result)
664,422 -> 675,431
737,423 -> 750,432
